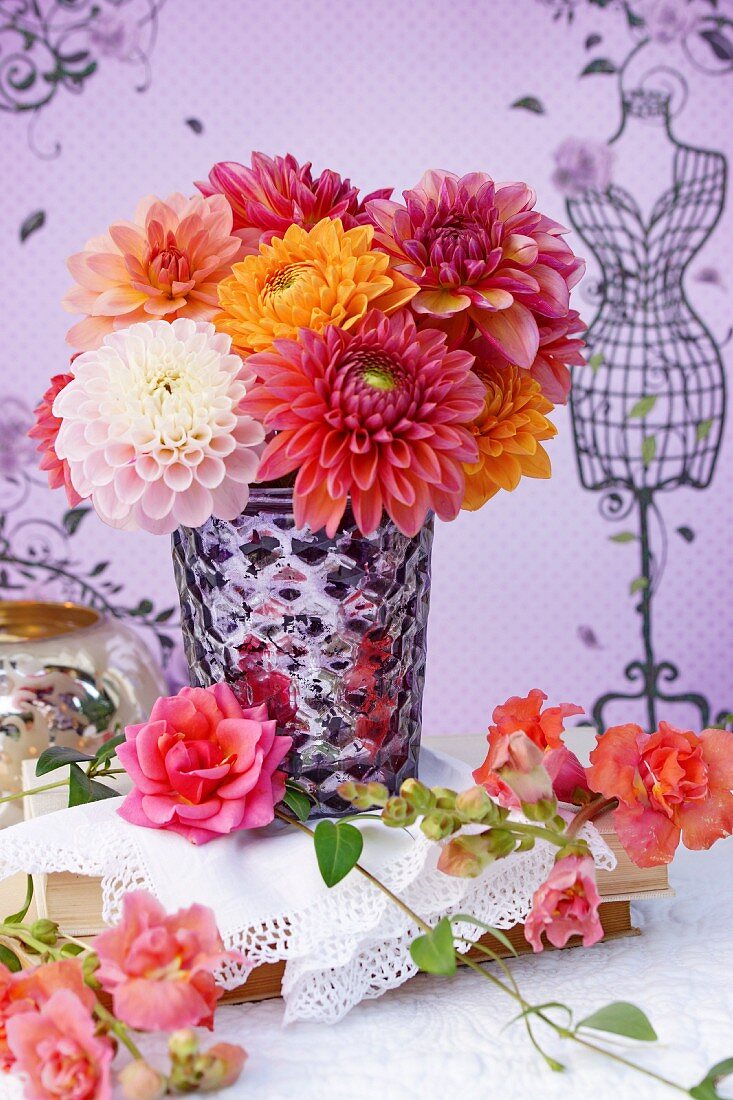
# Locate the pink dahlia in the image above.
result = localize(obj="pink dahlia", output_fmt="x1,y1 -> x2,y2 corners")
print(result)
197,151 -> 391,254
367,170 -> 585,370
530,310 -> 586,405
243,310 -> 485,537
53,319 -> 264,534
28,371 -> 84,506
62,192 -> 244,351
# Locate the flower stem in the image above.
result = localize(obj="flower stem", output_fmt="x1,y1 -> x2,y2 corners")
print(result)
506,822 -> 578,848
0,778 -> 70,806
566,796 -> 618,838
94,1001 -> 143,1060
278,806 -> 691,1095
274,810 -> 432,933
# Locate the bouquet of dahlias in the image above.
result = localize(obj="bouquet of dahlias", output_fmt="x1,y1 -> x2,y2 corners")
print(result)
31,153 -> 585,537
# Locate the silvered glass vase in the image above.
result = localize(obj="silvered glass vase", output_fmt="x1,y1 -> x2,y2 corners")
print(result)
171,488 -> 434,815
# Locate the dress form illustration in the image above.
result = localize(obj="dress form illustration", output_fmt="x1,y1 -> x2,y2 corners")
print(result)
567,85 -> 727,730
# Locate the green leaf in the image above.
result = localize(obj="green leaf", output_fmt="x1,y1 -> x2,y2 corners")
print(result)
36,746 -> 93,776
578,1002 -> 657,1042
628,394 -> 657,418
93,731 -> 126,767
629,576 -> 649,596
68,763 -> 92,807
588,352 -> 603,373
89,561 -> 109,576
313,820 -> 363,887
88,780 -> 120,802
0,945 -> 22,973
67,764 -> 117,807
511,96 -> 545,114
677,525 -> 695,543
642,435 -> 657,468
451,914 -> 518,957
5,875 -> 33,925
62,506 -> 91,536
581,57 -> 617,76
585,33 -> 602,49
282,782 -> 312,822
696,419 -> 714,441
410,918 -> 457,976
689,1056 -> 733,1099
20,209 -> 46,243
131,598 -> 154,617
609,531 -> 637,543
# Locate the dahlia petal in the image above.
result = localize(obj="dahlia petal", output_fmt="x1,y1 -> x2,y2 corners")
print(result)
66,315 -> 115,351
412,289 -> 472,316
351,485 -> 383,535
473,301 -> 539,369
351,447 -> 379,490
171,481 -> 214,529
210,477 -> 250,522
140,480 -> 174,520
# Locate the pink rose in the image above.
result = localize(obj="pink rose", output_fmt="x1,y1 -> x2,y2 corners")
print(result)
0,960 -> 96,1073
6,989 -> 113,1100
93,890 -> 241,1032
117,683 -> 292,845
524,855 -> 603,953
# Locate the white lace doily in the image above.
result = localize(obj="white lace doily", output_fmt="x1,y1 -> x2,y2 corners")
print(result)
0,749 -> 613,1025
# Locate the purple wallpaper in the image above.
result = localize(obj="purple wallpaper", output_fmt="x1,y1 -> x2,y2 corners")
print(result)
1,0 -> 731,735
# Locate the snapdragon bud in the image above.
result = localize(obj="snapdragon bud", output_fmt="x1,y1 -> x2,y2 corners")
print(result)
30,919 -> 58,946
382,796 -> 417,827
337,781 -> 379,811
119,1061 -> 167,1100
455,785 -> 494,823
168,1030 -> 199,1061
437,834 -> 491,877
431,787 -> 457,811
521,797 -> 558,823
421,810 -> 460,841
399,778 -> 435,814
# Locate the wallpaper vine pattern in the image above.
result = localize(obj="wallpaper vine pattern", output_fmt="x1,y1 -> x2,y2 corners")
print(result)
535,0 -> 732,729
0,0 -> 165,157
0,0 -> 178,671
1,0 -> 730,729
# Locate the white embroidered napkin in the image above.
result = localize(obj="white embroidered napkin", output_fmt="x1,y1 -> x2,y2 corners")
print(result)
0,749 -> 613,1024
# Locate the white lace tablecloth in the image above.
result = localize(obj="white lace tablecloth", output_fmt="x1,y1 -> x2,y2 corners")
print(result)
1,732 -> 731,1099
128,842 -> 733,1100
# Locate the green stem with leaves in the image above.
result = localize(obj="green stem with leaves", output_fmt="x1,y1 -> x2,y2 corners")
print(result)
277,807 -> 696,1095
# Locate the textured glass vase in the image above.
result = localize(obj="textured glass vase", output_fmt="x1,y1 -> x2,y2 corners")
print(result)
171,489 -> 434,815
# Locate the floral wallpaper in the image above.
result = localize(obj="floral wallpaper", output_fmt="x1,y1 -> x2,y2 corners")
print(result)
1,0 -> 731,729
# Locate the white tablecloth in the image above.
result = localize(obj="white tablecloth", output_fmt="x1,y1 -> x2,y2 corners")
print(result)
2,734 -> 731,1099
114,839 -> 730,1100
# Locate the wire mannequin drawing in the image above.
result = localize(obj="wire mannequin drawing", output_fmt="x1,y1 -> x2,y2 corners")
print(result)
563,41 -> 729,730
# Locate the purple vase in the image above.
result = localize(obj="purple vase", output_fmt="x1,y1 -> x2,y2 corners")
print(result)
171,488 -> 434,815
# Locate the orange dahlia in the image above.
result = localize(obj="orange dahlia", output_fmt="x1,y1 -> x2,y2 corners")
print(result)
215,217 -> 417,355
462,362 -> 557,510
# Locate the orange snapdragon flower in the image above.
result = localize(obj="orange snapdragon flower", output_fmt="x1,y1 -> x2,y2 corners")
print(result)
588,721 -> 733,867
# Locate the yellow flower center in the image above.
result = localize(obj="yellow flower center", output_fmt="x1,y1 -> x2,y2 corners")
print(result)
263,263 -> 309,298
361,355 -> 397,392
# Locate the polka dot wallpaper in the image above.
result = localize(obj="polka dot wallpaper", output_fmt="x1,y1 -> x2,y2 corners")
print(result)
1,0 -> 731,734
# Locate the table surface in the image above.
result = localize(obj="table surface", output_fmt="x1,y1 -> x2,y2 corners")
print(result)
1,734 -> 731,1100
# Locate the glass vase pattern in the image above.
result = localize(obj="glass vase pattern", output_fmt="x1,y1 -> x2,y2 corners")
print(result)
171,489 -> 434,815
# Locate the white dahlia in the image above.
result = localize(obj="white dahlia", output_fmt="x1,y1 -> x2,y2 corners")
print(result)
54,318 -> 264,534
